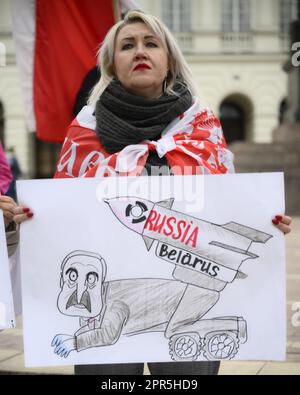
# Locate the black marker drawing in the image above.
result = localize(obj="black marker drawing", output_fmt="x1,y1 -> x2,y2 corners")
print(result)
51,197 -> 272,361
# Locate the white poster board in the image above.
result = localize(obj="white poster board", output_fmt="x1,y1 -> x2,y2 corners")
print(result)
17,173 -> 286,367
0,212 -> 16,329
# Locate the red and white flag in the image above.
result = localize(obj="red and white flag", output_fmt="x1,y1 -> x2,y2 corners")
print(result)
11,0 -> 126,143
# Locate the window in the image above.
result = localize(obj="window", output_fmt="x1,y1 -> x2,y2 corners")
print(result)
280,0 -> 298,34
221,0 -> 250,33
220,101 -> 246,144
162,0 -> 192,32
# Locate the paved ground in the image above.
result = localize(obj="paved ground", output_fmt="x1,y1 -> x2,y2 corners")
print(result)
0,218 -> 299,375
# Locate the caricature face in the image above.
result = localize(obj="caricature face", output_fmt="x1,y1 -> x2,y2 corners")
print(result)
57,254 -> 105,318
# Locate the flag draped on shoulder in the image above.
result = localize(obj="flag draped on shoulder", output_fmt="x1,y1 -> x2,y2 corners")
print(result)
54,99 -> 235,179
11,0 -> 118,143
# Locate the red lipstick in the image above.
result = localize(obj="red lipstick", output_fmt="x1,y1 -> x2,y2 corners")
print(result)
133,63 -> 151,71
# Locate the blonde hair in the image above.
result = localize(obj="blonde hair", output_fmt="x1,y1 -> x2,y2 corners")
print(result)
88,10 -> 197,105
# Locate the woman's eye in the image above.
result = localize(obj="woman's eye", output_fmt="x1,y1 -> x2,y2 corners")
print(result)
122,43 -> 133,50
146,42 -> 157,48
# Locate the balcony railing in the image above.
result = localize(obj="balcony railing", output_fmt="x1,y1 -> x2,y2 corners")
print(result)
174,32 -> 194,53
172,31 -> 290,55
221,32 -> 254,53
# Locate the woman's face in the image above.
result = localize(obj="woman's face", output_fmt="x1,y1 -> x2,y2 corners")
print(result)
114,22 -> 169,98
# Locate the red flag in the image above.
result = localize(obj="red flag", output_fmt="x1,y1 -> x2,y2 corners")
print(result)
34,0 -> 116,143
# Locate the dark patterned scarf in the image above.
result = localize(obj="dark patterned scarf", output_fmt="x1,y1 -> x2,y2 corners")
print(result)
95,78 -> 192,154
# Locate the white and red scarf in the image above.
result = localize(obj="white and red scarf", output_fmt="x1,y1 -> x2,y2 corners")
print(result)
54,99 -> 234,179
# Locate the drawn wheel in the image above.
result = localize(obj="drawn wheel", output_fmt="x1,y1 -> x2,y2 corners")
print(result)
169,333 -> 201,361
203,331 -> 239,361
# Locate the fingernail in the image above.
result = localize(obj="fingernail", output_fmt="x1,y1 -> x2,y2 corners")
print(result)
275,215 -> 282,221
26,212 -> 34,218
272,219 -> 279,225
23,208 -> 30,213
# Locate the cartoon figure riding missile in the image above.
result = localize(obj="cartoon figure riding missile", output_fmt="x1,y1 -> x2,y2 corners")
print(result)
52,197 -> 273,362
102,196 -> 272,360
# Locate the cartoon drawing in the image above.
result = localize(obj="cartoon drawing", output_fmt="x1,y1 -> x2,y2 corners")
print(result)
51,197 -> 272,361
105,197 -> 272,290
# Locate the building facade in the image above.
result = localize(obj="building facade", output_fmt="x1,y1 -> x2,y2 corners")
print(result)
140,0 -> 295,144
0,0 -> 33,176
0,0 -> 297,176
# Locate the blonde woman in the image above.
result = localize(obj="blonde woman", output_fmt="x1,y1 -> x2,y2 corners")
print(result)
1,10 -> 292,375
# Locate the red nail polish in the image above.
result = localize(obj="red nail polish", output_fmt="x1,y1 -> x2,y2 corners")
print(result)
272,219 -> 279,225
26,212 -> 34,218
275,215 -> 282,221
23,208 -> 30,213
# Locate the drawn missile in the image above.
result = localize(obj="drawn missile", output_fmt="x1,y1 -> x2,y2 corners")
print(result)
104,197 -> 272,289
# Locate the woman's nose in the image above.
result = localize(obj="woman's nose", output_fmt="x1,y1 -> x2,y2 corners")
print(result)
134,45 -> 148,60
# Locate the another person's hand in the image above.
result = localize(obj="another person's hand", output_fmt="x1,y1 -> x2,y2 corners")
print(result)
272,214 -> 292,235
0,195 -> 17,227
0,195 -> 33,227
13,205 -> 34,225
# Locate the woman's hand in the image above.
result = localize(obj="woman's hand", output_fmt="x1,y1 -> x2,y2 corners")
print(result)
0,195 -> 17,227
13,206 -> 34,225
0,195 -> 33,228
272,214 -> 292,235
